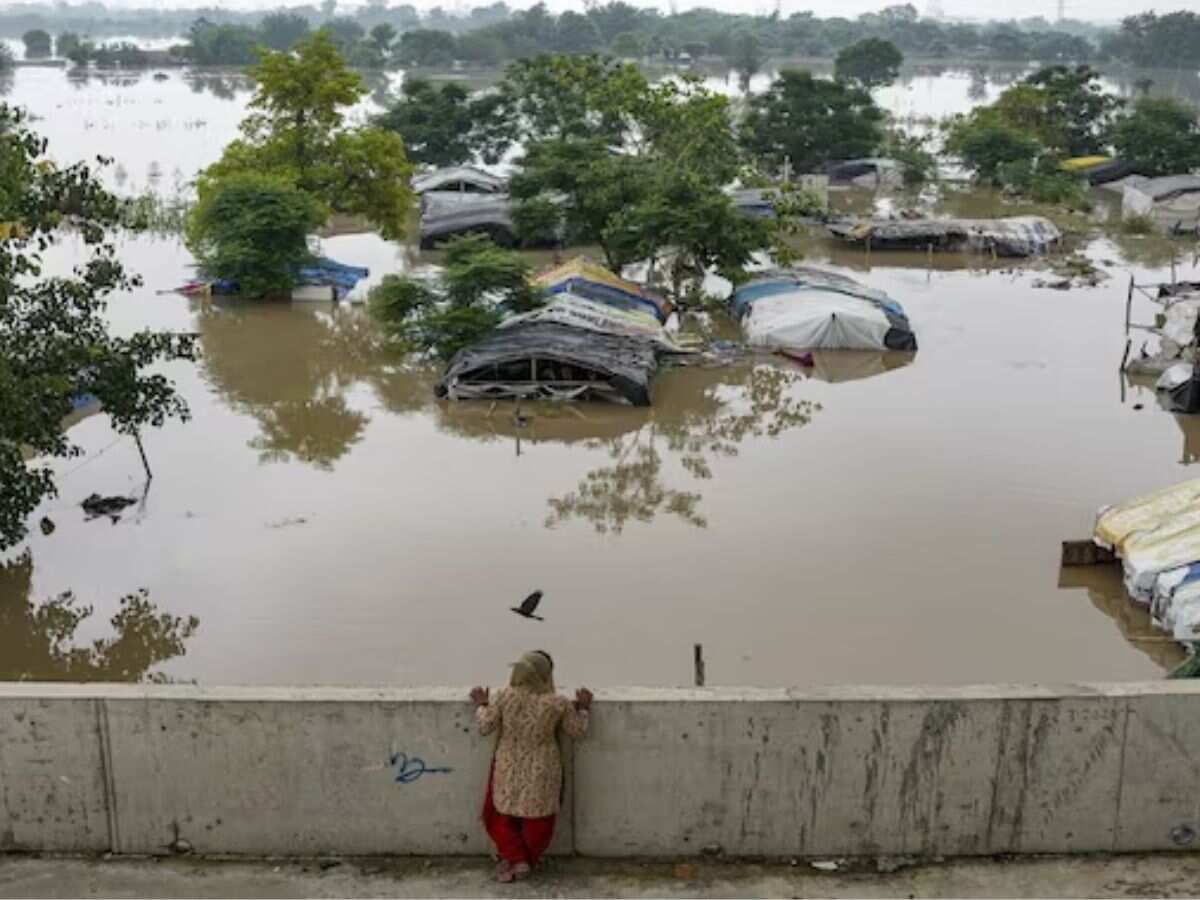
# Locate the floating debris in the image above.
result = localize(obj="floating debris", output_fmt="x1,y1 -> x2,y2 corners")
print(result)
81,493 -> 137,522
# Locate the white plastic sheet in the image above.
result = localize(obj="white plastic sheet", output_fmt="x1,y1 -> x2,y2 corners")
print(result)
743,292 -> 893,352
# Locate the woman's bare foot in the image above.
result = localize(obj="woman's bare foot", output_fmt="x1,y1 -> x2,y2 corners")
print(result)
494,860 -> 515,883
512,862 -> 532,880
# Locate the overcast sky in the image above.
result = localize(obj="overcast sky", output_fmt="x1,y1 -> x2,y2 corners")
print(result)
86,0 -> 1200,23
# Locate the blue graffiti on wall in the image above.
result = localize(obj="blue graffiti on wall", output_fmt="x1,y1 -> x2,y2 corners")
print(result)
389,751 -> 453,784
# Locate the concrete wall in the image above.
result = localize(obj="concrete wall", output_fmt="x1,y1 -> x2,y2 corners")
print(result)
3,682 -> 1200,858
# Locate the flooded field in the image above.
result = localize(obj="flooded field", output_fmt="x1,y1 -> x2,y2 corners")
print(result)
4,62 -> 1200,688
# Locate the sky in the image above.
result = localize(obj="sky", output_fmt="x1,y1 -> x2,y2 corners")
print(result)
45,0 -> 1200,22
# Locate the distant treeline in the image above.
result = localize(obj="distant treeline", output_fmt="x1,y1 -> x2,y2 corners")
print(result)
4,2 -> 1200,72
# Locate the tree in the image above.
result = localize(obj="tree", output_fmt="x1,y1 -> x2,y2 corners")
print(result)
186,18 -> 259,66
0,105 -> 197,550
555,11 -> 601,54
502,62 -> 776,291
943,116 -> 1041,184
396,29 -> 457,67
55,31 -> 82,59
1113,98 -> 1200,177
198,30 -> 414,240
457,32 -> 505,67
0,44 -> 12,73
325,17 -> 365,54
726,30 -> 767,89
376,77 -> 491,167
258,12 -> 310,52
369,23 -> 397,56
741,69 -> 884,174
609,31 -> 646,59
1020,64 -> 1122,157
370,235 -> 542,360
185,173 -> 325,298
22,29 -> 52,59
835,38 -> 903,90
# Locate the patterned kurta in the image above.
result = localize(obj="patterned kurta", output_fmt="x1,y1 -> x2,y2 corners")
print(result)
476,686 -> 590,818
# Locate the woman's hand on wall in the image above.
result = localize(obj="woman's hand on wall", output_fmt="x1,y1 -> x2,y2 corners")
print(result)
470,686 -> 490,707
574,688 -> 593,711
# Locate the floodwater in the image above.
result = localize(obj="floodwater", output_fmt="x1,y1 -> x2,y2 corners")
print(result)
3,63 -> 1200,688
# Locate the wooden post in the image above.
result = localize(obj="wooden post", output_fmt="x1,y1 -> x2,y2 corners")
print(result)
693,643 -> 705,687
134,432 -> 152,483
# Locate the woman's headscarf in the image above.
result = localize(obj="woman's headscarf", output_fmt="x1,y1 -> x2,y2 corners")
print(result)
509,650 -> 554,693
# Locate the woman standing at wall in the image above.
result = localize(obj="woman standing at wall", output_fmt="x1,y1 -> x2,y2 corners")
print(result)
470,650 -> 592,883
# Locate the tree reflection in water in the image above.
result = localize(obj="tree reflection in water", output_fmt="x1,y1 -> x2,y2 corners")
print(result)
196,302 -> 392,470
545,365 -> 821,534
0,553 -> 199,682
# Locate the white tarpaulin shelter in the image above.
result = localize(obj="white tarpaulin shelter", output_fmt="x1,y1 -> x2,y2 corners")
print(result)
744,292 -> 893,351
730,267 -> 917,354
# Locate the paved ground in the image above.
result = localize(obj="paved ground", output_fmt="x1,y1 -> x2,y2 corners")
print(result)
2,853 -> 1200,898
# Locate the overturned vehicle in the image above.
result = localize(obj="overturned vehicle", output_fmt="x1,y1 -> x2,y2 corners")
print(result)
435,258 -> 687,407
730,267 -> 918,356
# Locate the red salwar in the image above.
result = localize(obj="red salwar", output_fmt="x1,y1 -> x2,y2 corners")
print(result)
482,761 -> 557,865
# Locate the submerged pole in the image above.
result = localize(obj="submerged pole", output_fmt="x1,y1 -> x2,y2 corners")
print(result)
134,432 -> 153,483
1126,275 -> 1134,336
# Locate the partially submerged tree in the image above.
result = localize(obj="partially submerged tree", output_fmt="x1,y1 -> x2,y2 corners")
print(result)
22,29 -> 52,59
185,173 -> 325,298
943,117 -> 1041,185
0,105 -> 197,550
726,30 -> 767,90
197,29 -> 414,240
370,235 -> 543,360
499,60 -> 775,291
741,69 -> 884,174
835,38 -> 903,90
376,77 -> 500,167
1112,97 -> 1200,178
258,11 -> 311,51
185,18 -> 260,66
55,32 -> 82,60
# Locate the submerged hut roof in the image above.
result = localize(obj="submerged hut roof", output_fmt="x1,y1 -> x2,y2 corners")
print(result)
435,322 -> 659,406
535,258 -> 673,323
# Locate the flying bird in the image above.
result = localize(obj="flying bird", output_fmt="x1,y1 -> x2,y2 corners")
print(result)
511,590 -> 544,621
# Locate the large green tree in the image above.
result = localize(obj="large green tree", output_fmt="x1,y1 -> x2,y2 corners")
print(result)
185,173 -> 325,298
503,59 -> 775,291
22,29 -> 51,59
197,29 -> 414,240
1112,98 -> 1200,178
741,69 -> 884,174
835,38 -> 903,90
0,105 -> 197,550
376,78 -> 499,167
258,11 -> 310,51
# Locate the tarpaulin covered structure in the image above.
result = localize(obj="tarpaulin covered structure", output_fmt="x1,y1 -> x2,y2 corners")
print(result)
826,216 -> 1062,257
730,267 -> 917,353
412,166 -> 506,196
435,322 -> 659,405
1095,480 -> 1200,640
419,195 -> 517,249
499,292 -> 687,353
535,258 -> 672,323
174,256 -> 369,302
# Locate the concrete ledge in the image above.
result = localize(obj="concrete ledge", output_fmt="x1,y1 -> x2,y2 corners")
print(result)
3,683 -> 1200,858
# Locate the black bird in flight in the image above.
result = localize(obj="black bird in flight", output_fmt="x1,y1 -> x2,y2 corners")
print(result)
512,590 -> 544,621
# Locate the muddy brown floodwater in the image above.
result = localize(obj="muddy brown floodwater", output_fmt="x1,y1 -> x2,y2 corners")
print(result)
3,64 -> 1200,687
